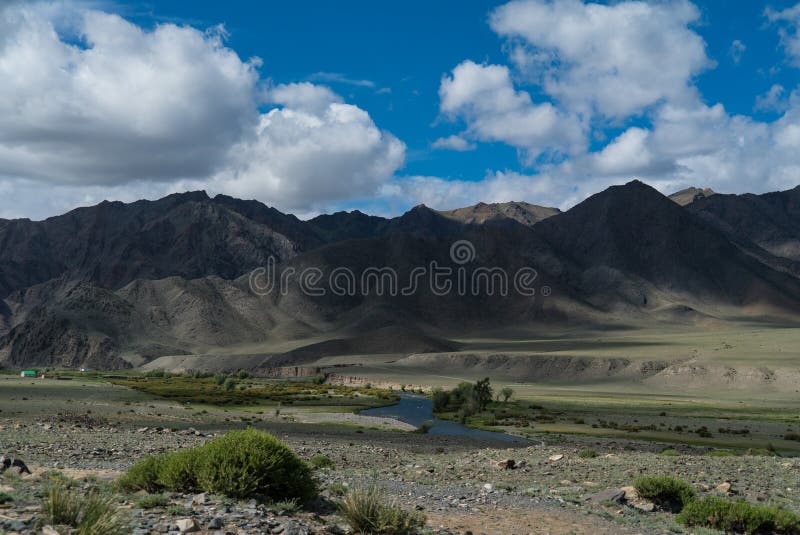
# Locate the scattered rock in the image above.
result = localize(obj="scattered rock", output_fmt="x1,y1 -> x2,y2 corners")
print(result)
715,481 -> 735,495
176,518 -> 200,533
0,456 -> 31,475
620,486 -> 655,512
496,459 -> 516,469
548,454 -> 564,462
589,488 -> 626,504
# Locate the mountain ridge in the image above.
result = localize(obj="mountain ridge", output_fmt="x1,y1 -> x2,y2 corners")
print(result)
2,180 -> 800,369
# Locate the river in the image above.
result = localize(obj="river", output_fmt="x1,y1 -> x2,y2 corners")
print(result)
360,394 -> 533,444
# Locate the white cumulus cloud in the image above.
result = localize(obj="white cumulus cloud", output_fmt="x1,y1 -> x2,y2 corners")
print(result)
767,3 -> 800,65
0,2 -> 406,219
193,83 -> 406,212
0,3 -> 260,185
489,0 -> 711,118
439,60 -> 585,161
431,135 -> 476,152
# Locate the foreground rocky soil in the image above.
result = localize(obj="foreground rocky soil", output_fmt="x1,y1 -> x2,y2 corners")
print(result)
2,412 -> 799,534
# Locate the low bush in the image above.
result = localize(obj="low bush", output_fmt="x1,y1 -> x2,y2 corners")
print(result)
707,450 -> 736,457
136,493 -> 170,509
415,421 -> 433,434
339,485 -> 425,534
633,476 -> 696,513
310,454 -> 334,469
120,429 -> 316,503
578,448 -> 598,458
660,448 -> 680,456
678,496 -> 800,534
196,429 -> 316,501
746,447 -> 780,457
116,455 -> 165,493
42,483 -> 129,535
328,481 -> 348,497
272,498 -> 301,513
165,505 -> 188,516
0,491 -> 13,504
158,448 -> 201,492
223,377 -> 238,391
784,432 -> 800,442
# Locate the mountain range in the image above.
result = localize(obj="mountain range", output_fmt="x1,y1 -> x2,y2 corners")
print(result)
2,180 -> 799,369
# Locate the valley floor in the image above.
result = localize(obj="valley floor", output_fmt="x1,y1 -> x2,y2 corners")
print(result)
1,376 -> 799,534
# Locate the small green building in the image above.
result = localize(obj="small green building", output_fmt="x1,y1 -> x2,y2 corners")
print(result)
20,370 -> 36,378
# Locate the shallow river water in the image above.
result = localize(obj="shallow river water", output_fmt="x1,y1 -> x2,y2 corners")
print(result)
361,393 -> 532,444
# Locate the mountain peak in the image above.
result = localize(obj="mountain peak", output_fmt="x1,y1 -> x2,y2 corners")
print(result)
669,186 -> 717,206
164,190 -> 210,203
439,201 -> 560,226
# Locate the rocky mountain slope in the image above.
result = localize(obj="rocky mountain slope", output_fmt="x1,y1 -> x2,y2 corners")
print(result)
668,186 -> 716,206
0,192 -> 310,298
684,185 -> 800,262
439,201 -> 560,226
2,181 -> 800,369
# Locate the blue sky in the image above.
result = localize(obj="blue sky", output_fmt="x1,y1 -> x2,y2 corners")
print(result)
123,0 -> 800,179
124,0 -> 526,180
2,0 -> 800,219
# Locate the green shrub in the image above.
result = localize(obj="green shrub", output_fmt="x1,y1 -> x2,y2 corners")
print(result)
328,482 -> 348,497
195,429 -> 316,502
633,476 -> 696,513
660,448 -> 680,456
116,455 -> 165,493
678,496 -> 800,534
431,388 -> 449,412
135,493 -> 169,509
431,378 -> 492,417
223,377 -> 238,391
118,430 -> 316,503
0,491 -> 14,504
339,485 -> 425,534
42,484 -> 129,535
272,498 -> 301,513
784,432 -> 800,442
415,421 -> 433,434
42,470 -> 79,488
158,448 -> 202,492
746,447 -> 779,457
43,483 -> 81,526
165,505 -> 188,516
578,448 -> 598,458
707,450 -> 736,457
310,454 -> 334,469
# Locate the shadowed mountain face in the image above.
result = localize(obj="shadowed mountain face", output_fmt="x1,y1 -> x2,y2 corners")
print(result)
535,181 -> 800,308
308,210 -> 389,242
0,192 -> 309,298
685,186 -> 800,262
2,181 -> 800,368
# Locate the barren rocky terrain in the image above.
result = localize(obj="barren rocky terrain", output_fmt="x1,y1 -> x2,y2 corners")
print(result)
1,376 -> 799,534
